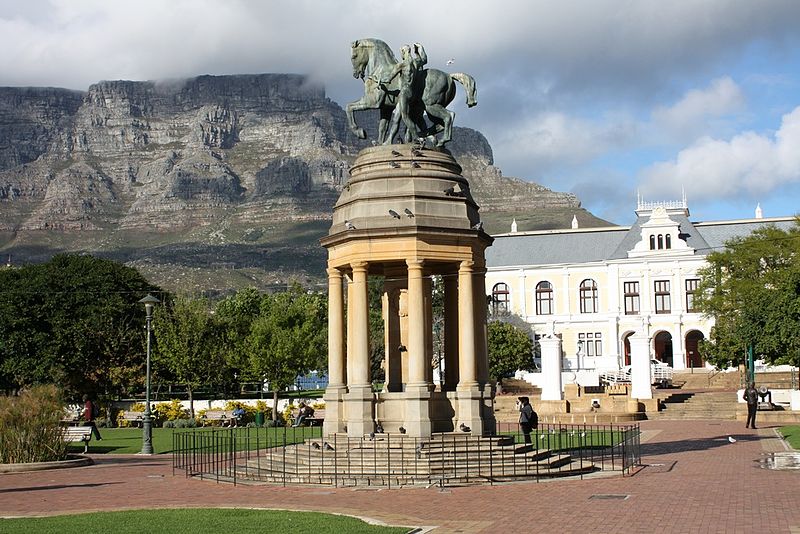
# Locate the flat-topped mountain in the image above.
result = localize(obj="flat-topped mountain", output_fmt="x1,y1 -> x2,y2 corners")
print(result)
0,74 -> 607,293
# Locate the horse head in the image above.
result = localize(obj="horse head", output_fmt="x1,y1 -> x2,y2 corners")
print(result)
351,40 -> 369,80
351,38 -> 397,80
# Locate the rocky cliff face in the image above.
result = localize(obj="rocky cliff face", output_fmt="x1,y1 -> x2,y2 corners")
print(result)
0,74 -> 605,292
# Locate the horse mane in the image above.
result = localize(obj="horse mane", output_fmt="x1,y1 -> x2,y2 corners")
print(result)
355,38 -> 398,66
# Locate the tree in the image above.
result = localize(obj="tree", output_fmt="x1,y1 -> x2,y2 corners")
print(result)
695,220 -> 800,379
487,320 -> 536,381
245,287 -> 327,423
0,254 -> 162,398
152,296 -> 224,417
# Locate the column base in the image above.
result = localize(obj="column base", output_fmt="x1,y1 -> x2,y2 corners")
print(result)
322,385 -> 347,436
402,384 -> 433,437
455,383 -> 486,435
344,385 -> 375,437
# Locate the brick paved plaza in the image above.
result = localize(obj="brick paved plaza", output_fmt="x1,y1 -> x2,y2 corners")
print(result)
1,420 -> 798,533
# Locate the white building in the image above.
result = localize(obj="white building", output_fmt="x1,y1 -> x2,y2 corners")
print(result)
485,199 -> 795,374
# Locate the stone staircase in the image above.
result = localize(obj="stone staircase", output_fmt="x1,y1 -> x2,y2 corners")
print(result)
650,390 -> 741,420
236,433 -> 598,486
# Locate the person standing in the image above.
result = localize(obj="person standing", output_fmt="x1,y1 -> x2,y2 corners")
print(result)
381,42 -> 427,144
82,394 -> 102,441
744,382 -> 758,429
516,396 -> 537,444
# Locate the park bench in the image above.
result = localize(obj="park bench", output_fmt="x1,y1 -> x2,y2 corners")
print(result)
119,411 -> 144,427
291,408 -> 325,427
200,410 -> 233,426
63,426 -> 93,453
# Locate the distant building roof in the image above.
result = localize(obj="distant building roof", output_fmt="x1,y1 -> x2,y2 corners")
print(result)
487,210 -> 797,269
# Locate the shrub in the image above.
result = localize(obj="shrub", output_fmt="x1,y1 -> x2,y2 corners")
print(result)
173,418 -> 197,428
154,399 -> 189,422
0,385 -> 70,463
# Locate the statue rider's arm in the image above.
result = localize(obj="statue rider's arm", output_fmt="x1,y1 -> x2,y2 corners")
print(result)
414,43 -> 427,66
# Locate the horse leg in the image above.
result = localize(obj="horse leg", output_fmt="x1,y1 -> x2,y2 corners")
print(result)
379,106 -> 396,145
346,92 -> 381,139
424,104 -> 455,146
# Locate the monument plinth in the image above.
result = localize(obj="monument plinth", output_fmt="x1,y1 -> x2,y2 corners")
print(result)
321,144 -> 495,438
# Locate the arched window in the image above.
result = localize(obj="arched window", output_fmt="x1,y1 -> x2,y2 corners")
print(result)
491,283 -> 510,315
536,281 -> 554,315
649,235 -> 656,250
657,234 -> 664,249
665,234 -> 672,249
579,279 -> 598,313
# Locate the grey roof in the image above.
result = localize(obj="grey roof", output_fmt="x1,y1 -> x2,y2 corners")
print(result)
692,218 -> 797,253
487,216 -> 797,268
486,227 -> 627,267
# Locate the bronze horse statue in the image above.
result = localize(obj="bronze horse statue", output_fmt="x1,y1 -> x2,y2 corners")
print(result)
347,38 -> 477,146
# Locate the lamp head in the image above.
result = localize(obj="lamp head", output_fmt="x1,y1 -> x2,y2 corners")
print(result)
138,294 -> 160,317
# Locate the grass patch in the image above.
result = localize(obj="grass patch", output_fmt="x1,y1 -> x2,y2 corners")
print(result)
67,426 -> 323,455
0,508 -> 409,534
779,425 -> 800,449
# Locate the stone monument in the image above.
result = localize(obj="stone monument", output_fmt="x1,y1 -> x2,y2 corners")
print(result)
321,39 -> 492,438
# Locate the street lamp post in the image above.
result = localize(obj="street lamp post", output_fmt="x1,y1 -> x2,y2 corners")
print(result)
139,294 -> 160,455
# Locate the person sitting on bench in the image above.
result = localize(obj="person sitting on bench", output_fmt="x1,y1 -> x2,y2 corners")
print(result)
292,402 -> 315,427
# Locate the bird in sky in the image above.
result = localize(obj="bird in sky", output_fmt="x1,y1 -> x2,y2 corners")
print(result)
446,58 -> 455,65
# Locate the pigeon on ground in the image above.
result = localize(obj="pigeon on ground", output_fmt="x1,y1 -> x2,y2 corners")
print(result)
369,432 -> 375,441
459,423 -> 471,432
390,161 -> 401,168
391,150 -> 402,157
728,436 -> 736,443
399,426 -> 406,434
312,442 -> 321,449
389,209 -> 401,219
404,208 -> 414,217
323,442 -> 334,451
411,148 -> 423,157
345,220 -> 356,230
375,423 -> 384,433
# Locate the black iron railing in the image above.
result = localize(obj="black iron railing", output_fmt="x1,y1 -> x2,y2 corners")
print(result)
172,422 -> 641,488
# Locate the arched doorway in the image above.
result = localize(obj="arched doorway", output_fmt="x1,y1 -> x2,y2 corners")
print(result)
654,331 -> 673,367
685,330 -> 705,368
622,332 -> 633,366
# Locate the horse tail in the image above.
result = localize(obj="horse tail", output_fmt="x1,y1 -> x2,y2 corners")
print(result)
450,72 -> 477,107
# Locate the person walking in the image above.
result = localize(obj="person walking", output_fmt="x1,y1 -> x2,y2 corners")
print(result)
82,394 -> 102,441
744,382 -> 759,429
516,396 -> 538,444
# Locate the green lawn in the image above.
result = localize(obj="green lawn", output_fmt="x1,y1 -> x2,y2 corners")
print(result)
779,425 -> 800,449
68,426 -> 322,455
0,508 -> 409,534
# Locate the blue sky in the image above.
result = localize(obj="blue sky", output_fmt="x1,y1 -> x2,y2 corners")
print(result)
1,0 -> 799,225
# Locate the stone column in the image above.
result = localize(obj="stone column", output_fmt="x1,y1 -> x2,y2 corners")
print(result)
629,332 -> 653,399
404,259 -> 432,437
539,336 -> 563,401
456,260 -> 483,434
345,261 -> 374,436
443,273 -> 460,390
323,267 -> 347,435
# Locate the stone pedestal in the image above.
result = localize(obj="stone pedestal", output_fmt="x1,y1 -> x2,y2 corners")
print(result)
345,385 -> 375,437
322,386 -> 347,435
629,333 -> 653,399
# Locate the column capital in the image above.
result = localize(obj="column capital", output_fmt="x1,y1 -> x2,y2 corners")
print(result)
327,267 -> 343,278
459,260 -> 475,272
351,261 -> 369,272
406,258 -> 424,270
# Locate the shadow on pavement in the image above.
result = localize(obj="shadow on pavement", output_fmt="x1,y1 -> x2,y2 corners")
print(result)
641,434 -> 761,457
0,482 -> 123,494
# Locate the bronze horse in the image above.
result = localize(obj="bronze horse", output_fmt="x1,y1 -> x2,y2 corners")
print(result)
347,38 -> 477,146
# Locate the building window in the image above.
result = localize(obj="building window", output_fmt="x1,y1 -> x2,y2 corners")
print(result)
654,280 -> 671,314
535,281 -> 554,315
579,279 -> 598,313
657,234 -> 664,249
578,332 -> 603,357
685,278 -> 699,313
649,235 -> 656,250
623,281 -> 640,315
665,234 -> 672,249
491,283 -> 509,315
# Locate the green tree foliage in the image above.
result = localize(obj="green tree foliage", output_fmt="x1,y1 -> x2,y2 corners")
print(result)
244,287 -> 327,422
152,296 -> 224,417
368,277 -> 385,382
695,220 -> 800,372
487,320 -> 535,380
0,254 -> 161,398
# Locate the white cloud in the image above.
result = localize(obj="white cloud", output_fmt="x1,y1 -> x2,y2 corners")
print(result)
640,106 -> 800,199
652,77 -> 745,140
